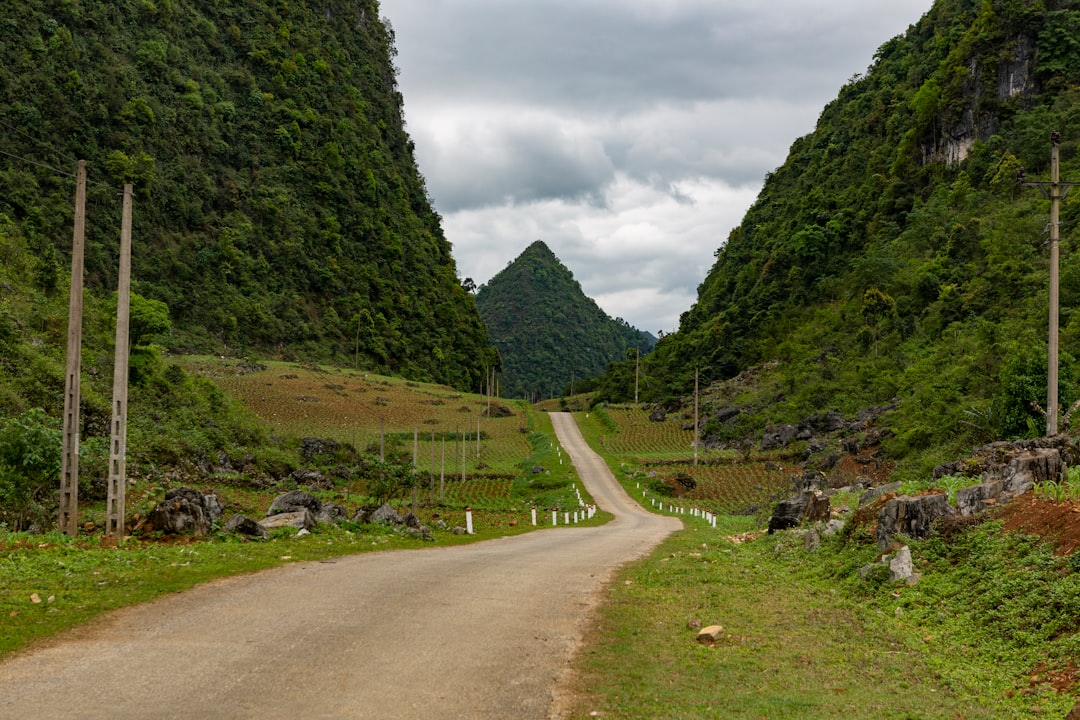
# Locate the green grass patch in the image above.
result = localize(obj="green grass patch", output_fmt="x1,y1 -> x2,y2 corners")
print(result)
563,518 -> 1079,719
565,407 -> 1080,717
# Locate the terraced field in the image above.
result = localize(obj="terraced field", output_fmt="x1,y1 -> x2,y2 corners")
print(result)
177,357 -> 532,478
598,406 -> 696,457
582,404 -> 794,516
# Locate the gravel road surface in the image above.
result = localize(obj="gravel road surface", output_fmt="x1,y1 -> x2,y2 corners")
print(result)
0,412 -> 680,719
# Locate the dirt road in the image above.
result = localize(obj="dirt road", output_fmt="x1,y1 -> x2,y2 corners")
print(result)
0,413 -> 680,719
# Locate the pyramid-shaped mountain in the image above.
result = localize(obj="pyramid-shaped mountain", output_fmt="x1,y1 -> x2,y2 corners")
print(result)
476,241 -> 655,400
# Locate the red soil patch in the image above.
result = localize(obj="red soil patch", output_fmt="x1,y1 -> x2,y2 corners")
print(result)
827,451 -> 894,487
997,494 -> 1080,556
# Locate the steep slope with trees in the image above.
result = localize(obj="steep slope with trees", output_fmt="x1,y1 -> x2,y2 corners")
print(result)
594,0 -> 1080,477
475,241 -> 655,400
0,0 -> 492,389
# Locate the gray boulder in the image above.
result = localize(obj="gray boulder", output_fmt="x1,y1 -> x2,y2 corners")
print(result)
291,468 -> 327,487
368,504 -> 403,526
820,518 -> 846,536
145,487 -> 222,536
876,494 -> 953,549
712,407 -> 741,424
794,470 -> 828,493
858,482 -> 901,507
258,509 -> 316,531
402,526 -> 434,541
268,490 -> 321,516
955,480 -> 1002,516
300,437 -> 341,460
315,502 -> 349,524
888,546 -> 915,583
223,515 -> 270,540
761,424 -> 799,451
997,448 -> 1062,495
767,490 -> 830,534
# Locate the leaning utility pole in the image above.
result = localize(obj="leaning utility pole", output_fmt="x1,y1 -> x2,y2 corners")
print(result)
1021,132 -> 1078,436
106,184 -> 134,537
59,160 -> 87,537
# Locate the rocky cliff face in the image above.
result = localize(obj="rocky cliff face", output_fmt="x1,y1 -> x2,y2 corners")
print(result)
923,33 -> 1038,166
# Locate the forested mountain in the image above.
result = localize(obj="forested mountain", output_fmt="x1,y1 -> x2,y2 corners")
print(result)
0,0 -> 492,389
594,0 -> 1080,477
475,241 -> 655,400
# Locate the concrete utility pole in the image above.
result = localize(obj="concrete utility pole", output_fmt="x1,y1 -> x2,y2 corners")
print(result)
693,367 -> 699,467
59,160 -> 87,537
106,184 -> 134,537
634,348 -> 640,404
1021,132 -> 1078,436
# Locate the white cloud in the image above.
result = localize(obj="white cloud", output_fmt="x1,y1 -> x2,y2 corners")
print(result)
389,0 -> 933,333
449,174 -> 758,334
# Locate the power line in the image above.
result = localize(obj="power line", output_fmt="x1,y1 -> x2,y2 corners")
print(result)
0,147 -> 77,179
0,119 -> 124,193
0,147 -> 123,194
0,119 -> 78,165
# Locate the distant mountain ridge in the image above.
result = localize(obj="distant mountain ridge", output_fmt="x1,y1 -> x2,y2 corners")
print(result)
475,240 -> 655,400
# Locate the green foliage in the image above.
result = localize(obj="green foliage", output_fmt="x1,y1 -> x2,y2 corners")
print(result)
899,473 -> 969,504
998,346 -> 1075,438
475,241 -> 655,400
0,408 -> 61,530
594,1 -> 1080,471
360,459 -> 419,505
588,405 -> 619,433
477,240 -> 652,399
129,292 -> 171,346
1034,465 -> 1080,502
0,0 -> 492,391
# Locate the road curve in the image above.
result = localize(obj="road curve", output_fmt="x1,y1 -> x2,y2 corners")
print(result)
0,413 -> 680,720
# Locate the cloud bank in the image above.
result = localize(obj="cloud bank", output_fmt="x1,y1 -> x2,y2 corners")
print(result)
389,0 -> 932,335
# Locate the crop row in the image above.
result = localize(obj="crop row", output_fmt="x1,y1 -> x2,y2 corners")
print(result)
441,479 -> 514,507
598,406 -> 698,458
636,461 -> 793,515
187,359 -> 532,473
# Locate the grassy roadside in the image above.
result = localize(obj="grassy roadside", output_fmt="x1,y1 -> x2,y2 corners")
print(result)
562,524 -> 995,719
0,517 -> 536,660
561,410 -> 1078,719
0,394 -> 608,662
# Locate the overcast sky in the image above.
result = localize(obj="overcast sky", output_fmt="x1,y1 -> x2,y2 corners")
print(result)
387,0 -> 933,336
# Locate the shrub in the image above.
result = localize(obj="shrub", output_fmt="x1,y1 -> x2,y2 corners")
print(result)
0,408 -> 61,530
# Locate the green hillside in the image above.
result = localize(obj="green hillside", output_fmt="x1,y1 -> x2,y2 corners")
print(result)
595,0 -> 1080,477
0,0 -> 492,388
475,240 -> 655,400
